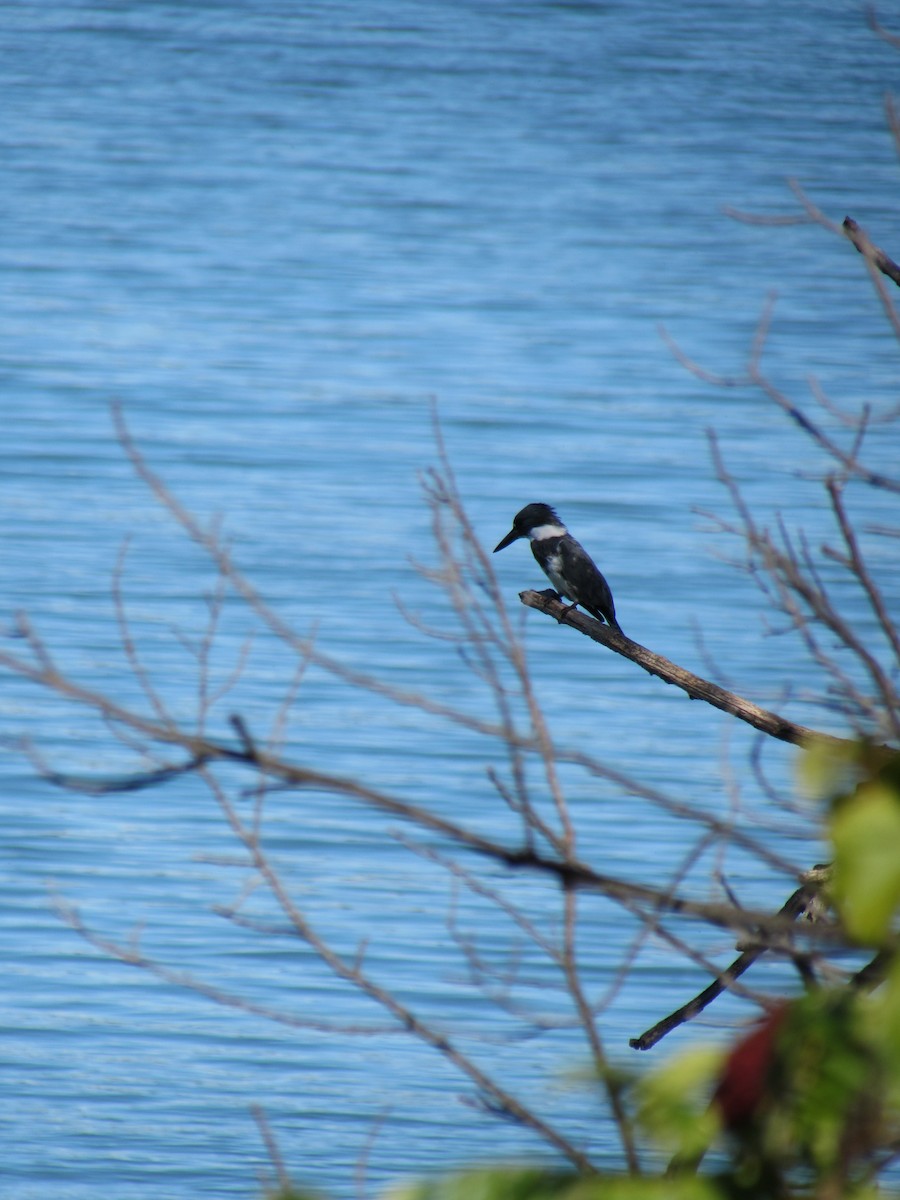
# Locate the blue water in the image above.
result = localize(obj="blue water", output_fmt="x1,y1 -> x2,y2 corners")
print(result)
2,2 -> 898,1196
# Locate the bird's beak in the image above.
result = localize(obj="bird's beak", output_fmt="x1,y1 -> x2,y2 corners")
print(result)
493,527 -> 521,553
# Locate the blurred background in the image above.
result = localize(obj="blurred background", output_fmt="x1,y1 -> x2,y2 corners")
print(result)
1,2 -> 898,1197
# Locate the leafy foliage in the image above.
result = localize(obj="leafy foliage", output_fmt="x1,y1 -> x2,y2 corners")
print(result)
388,1166 -> 720,1200
830,750 -> 900,945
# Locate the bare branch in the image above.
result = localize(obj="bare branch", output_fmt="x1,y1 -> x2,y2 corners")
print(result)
561,886 -> 640,1173
825,476 -> 900,674
251,1106 -> 293,1194
867,4 -> 900,51
518,588 -> 844,749
722,206 -> 814,227
56,899 -> 399,1037
707,435 -> 900,740
112,538 -> 176,731
195,769 -> 600,1172
630,867 -> 831,1050
843,216 -> 900,288
841,215 -> 900,341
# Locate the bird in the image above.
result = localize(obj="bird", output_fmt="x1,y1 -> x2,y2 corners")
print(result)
493,502 -> 622,632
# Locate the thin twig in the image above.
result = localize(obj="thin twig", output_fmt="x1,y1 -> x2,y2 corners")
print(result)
251,1106 -> 293,1193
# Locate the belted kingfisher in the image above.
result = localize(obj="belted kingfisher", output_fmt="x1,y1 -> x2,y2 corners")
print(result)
493,502 -> 622,632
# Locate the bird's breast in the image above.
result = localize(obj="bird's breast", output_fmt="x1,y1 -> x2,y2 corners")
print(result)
543,552 -> 569,598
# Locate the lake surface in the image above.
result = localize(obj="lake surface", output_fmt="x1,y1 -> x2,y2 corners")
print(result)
2,2 -> 898,1197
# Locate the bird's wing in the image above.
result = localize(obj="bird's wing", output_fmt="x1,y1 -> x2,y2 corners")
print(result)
558,536 -> 616,623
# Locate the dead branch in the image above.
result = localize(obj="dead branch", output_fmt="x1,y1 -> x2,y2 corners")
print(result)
251,1106 -> 293,1194
867,4 -> 900,51
824,476 -> 900,672
56,898 -> 400,1037
195,767 -> 602,1174
630,865 -> 832,1051
0,633 -> 830,943
843,216 -> 900,288
708,435 -> 900,742
517,588 -> 847,749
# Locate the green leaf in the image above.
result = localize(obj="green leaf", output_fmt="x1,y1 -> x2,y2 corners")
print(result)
830,778 -> 900,944
384,1167 -> 723,1200
798,737 -> 863,804
634,1045 -> 723,1158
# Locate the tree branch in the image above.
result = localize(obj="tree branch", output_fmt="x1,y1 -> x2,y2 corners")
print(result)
629,865 -> 831,1051
517,589 -> 849,749
843,216 -> 900,288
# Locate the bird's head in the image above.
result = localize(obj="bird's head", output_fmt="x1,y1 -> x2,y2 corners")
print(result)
493,503 -> 562,552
